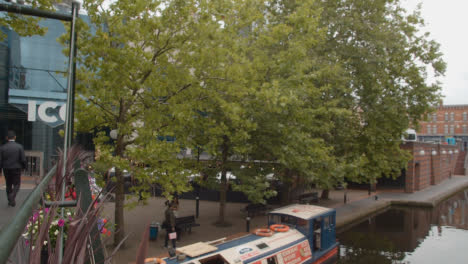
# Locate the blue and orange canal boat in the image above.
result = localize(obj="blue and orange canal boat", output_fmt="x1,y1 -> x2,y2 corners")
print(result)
147,204 -> 338,264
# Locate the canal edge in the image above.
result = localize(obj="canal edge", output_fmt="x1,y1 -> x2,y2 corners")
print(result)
335,178 -> 468,234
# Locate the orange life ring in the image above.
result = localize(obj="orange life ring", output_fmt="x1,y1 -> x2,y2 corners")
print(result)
253,228 -> 273,237
144,258 -> 166,264
270,224 -> 290,232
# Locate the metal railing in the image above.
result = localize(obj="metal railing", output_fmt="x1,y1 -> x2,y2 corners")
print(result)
0,165 -> 56,264
0,165 -> 105,264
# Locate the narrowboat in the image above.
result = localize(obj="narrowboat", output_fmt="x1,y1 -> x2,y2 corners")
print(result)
147,204 -> 338,264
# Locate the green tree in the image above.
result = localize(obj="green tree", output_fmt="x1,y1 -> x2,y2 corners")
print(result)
74,0 -> 220,246
315,0 -> 446,189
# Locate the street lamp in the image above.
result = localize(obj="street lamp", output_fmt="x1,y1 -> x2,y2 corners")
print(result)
110,129 -> 118,140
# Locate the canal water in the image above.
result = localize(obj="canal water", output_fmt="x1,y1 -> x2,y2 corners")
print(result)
337,189 -> 468,264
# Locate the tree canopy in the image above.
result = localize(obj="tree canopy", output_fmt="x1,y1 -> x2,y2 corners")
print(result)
72,0 -> 445,243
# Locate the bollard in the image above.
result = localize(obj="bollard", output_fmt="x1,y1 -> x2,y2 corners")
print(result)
246,217 -> 251,232
196,196 -> 200,218
344,191 -> 347,204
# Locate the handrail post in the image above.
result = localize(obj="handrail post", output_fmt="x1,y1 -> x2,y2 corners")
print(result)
75,168 -> 105,263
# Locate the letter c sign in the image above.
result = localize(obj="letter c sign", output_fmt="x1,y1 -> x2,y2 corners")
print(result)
28,100 -> 67,124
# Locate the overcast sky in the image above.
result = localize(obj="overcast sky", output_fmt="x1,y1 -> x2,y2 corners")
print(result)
404,0 -> 468,105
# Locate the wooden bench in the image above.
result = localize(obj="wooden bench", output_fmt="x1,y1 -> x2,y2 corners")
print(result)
241,203 -> 271,217
298,192 -> 319,204
175,215 -> 200,239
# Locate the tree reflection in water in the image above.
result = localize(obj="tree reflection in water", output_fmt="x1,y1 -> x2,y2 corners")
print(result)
338,189 -> 468,263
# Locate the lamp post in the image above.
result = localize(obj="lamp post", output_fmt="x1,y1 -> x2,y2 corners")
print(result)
59,1 -> 81,263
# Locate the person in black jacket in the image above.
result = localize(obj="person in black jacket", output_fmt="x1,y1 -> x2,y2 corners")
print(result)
0,130 -> 26,207
163,201 -> 177,248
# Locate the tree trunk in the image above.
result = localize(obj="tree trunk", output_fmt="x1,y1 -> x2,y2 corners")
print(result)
321,189 -> 329,200
113,138 -> 126,247
114,170 -> 125,247
217,136 -> 229,226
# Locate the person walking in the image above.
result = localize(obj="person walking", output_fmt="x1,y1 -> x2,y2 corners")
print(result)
163,202 -> 177,249
0,130 -> 26,207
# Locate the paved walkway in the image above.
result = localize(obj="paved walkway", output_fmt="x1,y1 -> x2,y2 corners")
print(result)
2,175 -> 468,264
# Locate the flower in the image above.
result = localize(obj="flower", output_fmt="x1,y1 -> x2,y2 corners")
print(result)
54,230 -> 59,236
58,219 -> 65,227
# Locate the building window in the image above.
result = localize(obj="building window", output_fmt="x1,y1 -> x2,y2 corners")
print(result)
433,125 -> 437,134
463,125 -> 467,134
445,112 -> 449,121
450,125 -> 455,135
433,113 -> 437,122
450,112 -> 455,121
463,112 -> 467,121
427,125 -> 431,134
444,125 -> 448,134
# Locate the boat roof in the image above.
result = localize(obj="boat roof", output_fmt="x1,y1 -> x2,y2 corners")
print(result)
268,204 -> 334,220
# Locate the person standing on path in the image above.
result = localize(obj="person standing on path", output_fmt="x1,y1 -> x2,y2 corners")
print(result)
0,130 -> 26,207
163,202 -> 177,249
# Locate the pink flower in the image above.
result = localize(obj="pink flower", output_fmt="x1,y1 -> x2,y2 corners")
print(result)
44,208 -> 49,213
25,240 -> 29,246
58,219 -> 65,227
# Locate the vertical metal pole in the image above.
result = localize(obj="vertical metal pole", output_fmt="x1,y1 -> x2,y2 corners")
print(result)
246,217 -> 250,232
195,196 -> 199,218
59,2 -> 79,263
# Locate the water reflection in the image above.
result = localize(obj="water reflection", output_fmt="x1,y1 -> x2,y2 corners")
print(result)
338,189 -> 468,263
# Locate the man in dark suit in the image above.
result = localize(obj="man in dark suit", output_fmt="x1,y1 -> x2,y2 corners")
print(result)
0,130 -> 26,207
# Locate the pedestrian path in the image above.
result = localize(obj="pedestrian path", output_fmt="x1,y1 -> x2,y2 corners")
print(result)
0,175 -> 38,190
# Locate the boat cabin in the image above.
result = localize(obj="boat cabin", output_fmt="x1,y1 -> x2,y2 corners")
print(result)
267,204 -> 337,261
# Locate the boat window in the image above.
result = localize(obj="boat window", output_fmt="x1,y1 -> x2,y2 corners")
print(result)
323,216 -> 330,228
296,218 -> 309,236
256,243 -> 269,250
280,215 -> 296,225
269,215 -> 281,225
266,256 -> 277,264
199,254 -> 229,264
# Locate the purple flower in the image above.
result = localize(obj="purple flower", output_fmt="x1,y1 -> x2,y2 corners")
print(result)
44,208 -> 49,213
32,212 -> 39,221
58,219 -> 65,227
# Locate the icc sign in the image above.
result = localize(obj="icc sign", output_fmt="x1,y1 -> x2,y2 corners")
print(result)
28,100 -> 67,125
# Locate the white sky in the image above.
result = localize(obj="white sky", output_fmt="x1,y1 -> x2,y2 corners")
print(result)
404,0 -> 468,105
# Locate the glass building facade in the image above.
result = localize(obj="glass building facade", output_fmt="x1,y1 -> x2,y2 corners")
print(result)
1,4 -> 91,177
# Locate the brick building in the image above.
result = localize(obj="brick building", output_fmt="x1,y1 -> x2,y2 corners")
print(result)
417,104 -> 468,150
